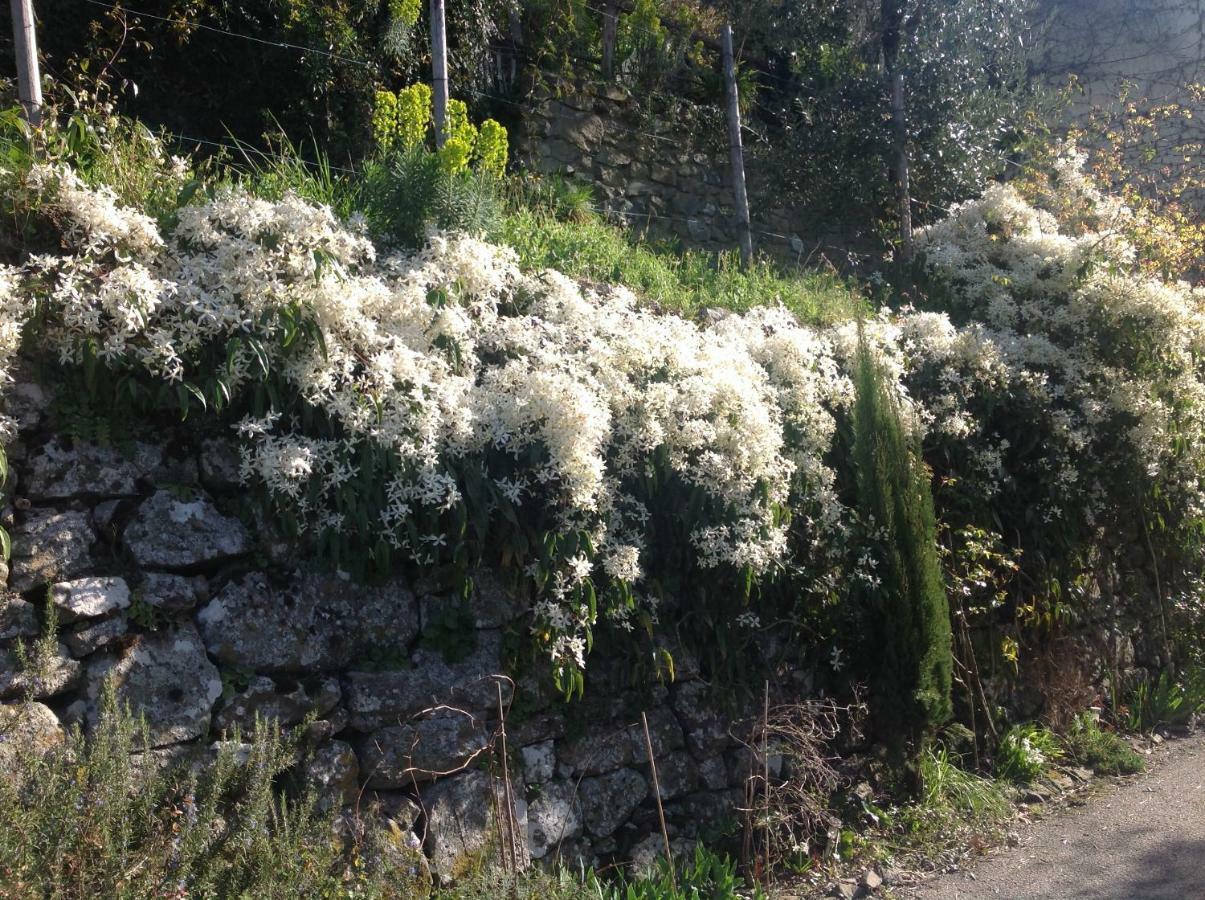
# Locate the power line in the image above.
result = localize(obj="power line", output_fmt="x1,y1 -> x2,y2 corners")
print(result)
80,0 -> 378,69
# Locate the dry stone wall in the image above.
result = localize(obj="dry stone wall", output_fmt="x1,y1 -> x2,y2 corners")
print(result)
517,84 -> 842,263
0,365 -> 763,882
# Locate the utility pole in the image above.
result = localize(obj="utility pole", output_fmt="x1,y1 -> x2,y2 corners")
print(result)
10,0 -> 42,126
430,0 -> 449,147
721,23 -> 753,268
601,2 -> 618,79
881,0 -> 913,264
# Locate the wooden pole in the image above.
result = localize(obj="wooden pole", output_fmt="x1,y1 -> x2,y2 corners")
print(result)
891,69 -> 913,263
601,2 -> 619,79
430,0 -> 449,147
641,712 -> 677,891
10,0 -> 42,126
721,24 -> 753,268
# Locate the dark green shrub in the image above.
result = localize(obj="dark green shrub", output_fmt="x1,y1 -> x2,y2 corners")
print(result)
853,333 -> 952,773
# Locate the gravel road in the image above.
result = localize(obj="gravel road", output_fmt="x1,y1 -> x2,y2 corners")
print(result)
906,732 -> 1205,900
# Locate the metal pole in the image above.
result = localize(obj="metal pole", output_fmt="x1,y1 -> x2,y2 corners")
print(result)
721,24 -> 753,268
430,0 -> 449,147
10,0 -> 42,126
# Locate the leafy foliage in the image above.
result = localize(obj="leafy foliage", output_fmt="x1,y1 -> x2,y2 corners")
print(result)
994,723 -> 1062,783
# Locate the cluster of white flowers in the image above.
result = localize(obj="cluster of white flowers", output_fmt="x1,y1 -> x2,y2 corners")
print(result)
10,147 -> 1204,675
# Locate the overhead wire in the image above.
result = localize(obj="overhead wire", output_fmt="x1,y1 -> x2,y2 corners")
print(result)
76,0 -> 805,244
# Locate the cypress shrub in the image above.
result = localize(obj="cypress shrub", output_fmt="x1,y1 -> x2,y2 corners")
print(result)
853,333 -> 953,777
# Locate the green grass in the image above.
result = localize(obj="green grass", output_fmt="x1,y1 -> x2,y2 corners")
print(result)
498,207 -> 862,325
1064,712 -> 1145,776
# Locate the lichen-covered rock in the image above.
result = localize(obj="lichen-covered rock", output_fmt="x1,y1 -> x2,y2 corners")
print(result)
527,780 -> 583,859
138,572 -> 208,612
0,702 -> 64,774
9,509 -> 93,592
64,616 -> 128,657
6,379 -> 52,431
306,740 -> 360,811
23,439 -> 161,500
558,707 -> 684,776
422,770 -> 529,882
670,681 -> 731,759
84,623 -> 221,746
51,575 -> 130,621
0,642 -> 82,699
0,594 -> 37,640
628,833 -> 695,874
344,630 -> 507,731
214,675 -> 340,733
578,768 -> 648,838
653,751 -> 700,800
124,491 -> 250,569
197,571 -> 418,673
521,740 -> 556,784
358,715 -> 488,789
198,437 -> 242,492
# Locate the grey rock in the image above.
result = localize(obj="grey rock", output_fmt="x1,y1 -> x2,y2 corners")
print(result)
663,790 -> 741,838
138,572 -> 208,612
578,768 -> 647,838
419,570 -> 526,630
698,755 -> 728,790
91,499 -> 124,533
0,594 -> 37,640
23,438 -> 160,500
0,642 -> 82,699
370,792 -> 423,832
198,571 -> 417,673
51,575 -> 130,621
527,780 -> 583,859
199,438 -> 242,492
861,868 -> 884,892
10,509 -> 93,592
345,630 -> 506,731
686,218 -> 711,242
85,624 -> 222,747
559,706 -> 683,776
359,715 -> 488,788
306,740 -> 360,811
213,675 -> 341,733
0,702 -> 64,774
629,833 -> 695,874
521,740 -> 556,784
654,750 -> 699,800
124,491 -> 250,569
422,770 -> 529,882
64,617 -> 128,657
6,380 -> 51,431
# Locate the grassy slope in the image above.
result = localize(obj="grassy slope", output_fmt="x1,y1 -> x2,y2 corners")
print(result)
499,207 -> 863,325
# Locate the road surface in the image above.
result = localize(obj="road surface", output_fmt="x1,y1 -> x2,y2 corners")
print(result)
906,732 -> 1205,899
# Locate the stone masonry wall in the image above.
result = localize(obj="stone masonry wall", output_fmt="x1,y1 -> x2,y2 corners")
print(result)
517,84 -> 840,264
0,363 -> 763,884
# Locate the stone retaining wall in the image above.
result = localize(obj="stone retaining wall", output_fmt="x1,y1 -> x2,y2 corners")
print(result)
516,85 -> 846,264
0,366 -> 761,883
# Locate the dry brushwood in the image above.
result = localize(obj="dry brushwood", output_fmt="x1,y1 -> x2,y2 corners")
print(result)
739,692 -> 864,880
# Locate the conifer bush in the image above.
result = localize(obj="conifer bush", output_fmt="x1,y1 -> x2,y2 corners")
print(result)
852,334 -> 953,772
